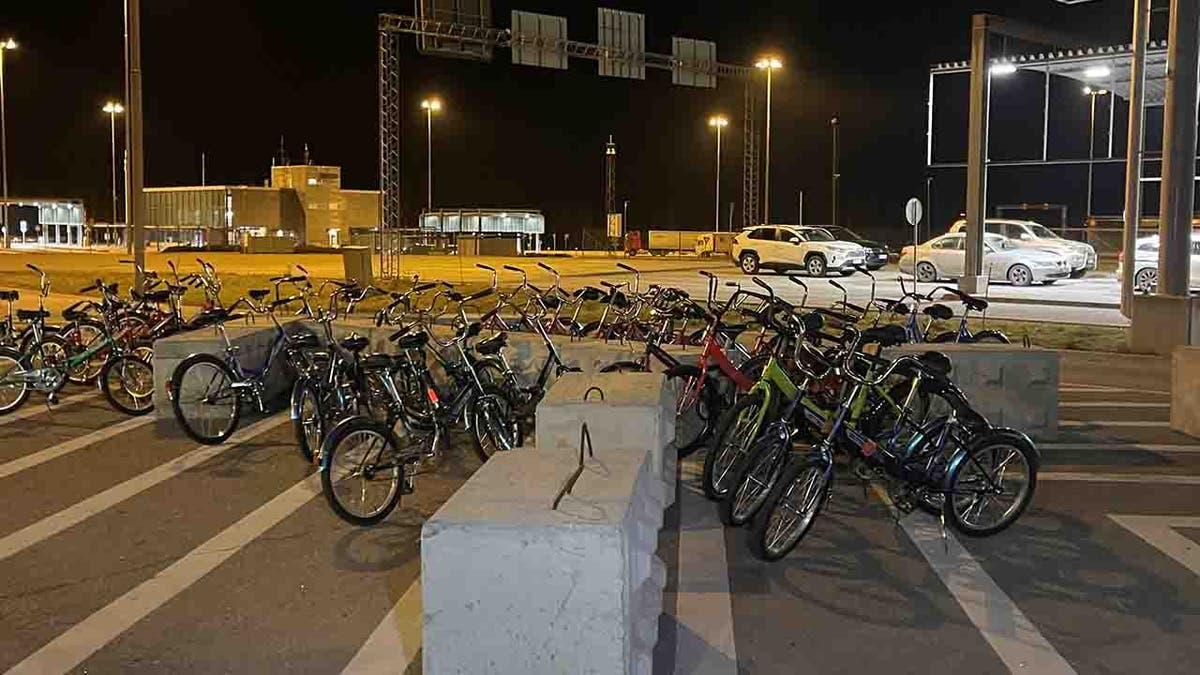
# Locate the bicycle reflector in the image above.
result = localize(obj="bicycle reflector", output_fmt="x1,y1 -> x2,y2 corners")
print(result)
426,388 -> 439,405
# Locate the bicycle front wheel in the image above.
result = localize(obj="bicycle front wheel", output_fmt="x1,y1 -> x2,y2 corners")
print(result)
291,378 -> 325,464
748,455 -> 831,562
320,417 -> 404,526
100,355 -> 155,415
943,430 -> 1038,537
701,391 -> 766,500
469,383 -> 518,462
0,346 -> 30,414
170,353 -> 241,444
720,432 -> 789,527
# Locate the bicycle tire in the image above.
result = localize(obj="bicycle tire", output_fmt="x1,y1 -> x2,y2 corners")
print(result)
320,416 -> 404,526
701,391 -> 766,500
469,383 -> 519,462
748,454 -> 831,561
719,432 -> 789,527
943,429 -> 1038,537
669,365 -> 718,457
58,318 -> 107,384
99,354 -> 155,416
170,353 -> 242,444
0,346 -> 30,414
291,378 -> 325,463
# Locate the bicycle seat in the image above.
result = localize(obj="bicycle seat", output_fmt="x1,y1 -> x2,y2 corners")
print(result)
388,329 -> 429,351
62,308 -> 90,322
457,322 -> 483,339
362,353 -> 399,371
964,296 -> 988,312
248,289 -> 271,302
141,290 -> 171,303
17,309 -> 50,322
339,334 -> 370,354
0,290 -> 18,302
923,304 -> 954,321
541,296 -> 562,310
918,351 -> 953,378
574,287 -> 604,302
859,324 -> 907,348
476,332 -> 508,356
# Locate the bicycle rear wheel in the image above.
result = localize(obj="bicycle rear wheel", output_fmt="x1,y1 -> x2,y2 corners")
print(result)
100,355 -> 155,415
0,346 -> 29,414
291,378 -> 325,464
701,391 -> 765,500
720,433 -> 789,527
943,430 -> 1038,537
670,365 -> 717,458
320,417 -> 404,526
469,383 -> 518,462
748,455 -> 831,561
170,353 -> 241,444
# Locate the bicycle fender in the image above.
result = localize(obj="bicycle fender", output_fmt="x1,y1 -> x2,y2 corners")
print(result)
943,426 -> 1040,483
972,329 -> 1010,344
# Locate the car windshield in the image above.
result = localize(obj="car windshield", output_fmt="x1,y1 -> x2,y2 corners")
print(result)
1027,223 -> 1061,239
985,235 -> 1015,251
804,228 -> 835,242
826,226 -> 861,242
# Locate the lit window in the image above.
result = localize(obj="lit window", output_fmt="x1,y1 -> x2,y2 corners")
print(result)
307,178 -> 318,186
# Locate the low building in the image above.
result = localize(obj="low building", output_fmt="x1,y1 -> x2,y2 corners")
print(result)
0,198 -> 87,247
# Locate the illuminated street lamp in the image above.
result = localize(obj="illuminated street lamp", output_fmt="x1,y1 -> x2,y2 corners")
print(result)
755,56 -> 782,225
1084,86 -> 1110,219
420,98 -> 442,213
102,102 -> 125,227
1,37 -> 17,246
708,115 -> 729,233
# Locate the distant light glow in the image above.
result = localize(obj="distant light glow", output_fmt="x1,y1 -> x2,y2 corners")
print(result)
102,101 -> 124,114
1,38 -> 16,51
1083,86 -> 1109,96
708,115 -> 729,128
990,62 -> 1017,76
1084,65 -> 1111,79
755,56 -> 782,70
421,98 -> 443,112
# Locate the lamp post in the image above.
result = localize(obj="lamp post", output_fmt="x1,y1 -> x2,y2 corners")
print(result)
831,116 -> 841,228
1,38 -> 17,247
755,56 -> 782,225
708,115 -> 728,233
420,98 -> 442,215
1084,86 -> 1109,221
102,102 -> 124,227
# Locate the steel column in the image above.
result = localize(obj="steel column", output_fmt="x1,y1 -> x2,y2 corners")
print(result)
963,15 -> 991,287
1122,0 -> 1151,316
1157,0 -> 1199,297
124,0 -> 146,287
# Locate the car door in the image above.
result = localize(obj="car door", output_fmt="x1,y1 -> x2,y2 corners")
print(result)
745,227 -> 779,264
1191,239 -> 1200,288
930,235 -> 965,277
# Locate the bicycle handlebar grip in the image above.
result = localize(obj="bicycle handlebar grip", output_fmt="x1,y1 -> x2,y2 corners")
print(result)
26,264 -> 41,273
616,262 -> 636,272
536,262 -> 555,272
698,270 -> 714,279
502,264 -> 523,273
475,263 -> 495,272
413,282 -> 437,293
466,288 -> 494,302
79,284 -> 97,293
270,295 -> 300,310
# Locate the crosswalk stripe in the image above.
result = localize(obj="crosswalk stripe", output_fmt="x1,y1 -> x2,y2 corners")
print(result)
0,414 -> 290,562
5,473 -> 322,675
1040,443 -> 1200,454
1058,402 -> 1169,409
0,415 -> 153,480
1059,420 -> 1171,428
1041,472 -> 1200,485
0,391 -> 97,427
341,581 -> 423,674
1059,383 -> 1170,395
1109,515 -> 1200,577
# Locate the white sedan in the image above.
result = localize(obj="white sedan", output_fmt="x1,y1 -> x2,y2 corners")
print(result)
899,233 -> 1072,286
1117,233 -> 1200,291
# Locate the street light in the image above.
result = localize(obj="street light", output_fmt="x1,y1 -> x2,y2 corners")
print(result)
102,102 -> 124,228
708,115 -> 729,233
0,37 -> 16,246
831,116 -> 841,228
1083,86 -> 1109,220
420,98 -> 442,214
755,56 -> 782,225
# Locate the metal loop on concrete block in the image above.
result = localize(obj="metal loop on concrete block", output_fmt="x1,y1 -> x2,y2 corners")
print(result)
551,423 -> 596,511
582,385 -> 606,402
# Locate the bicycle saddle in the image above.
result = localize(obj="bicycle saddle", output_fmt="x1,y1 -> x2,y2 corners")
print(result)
339,334 -> 370,354
923,304 -> 954,321
133,289 -> 171,304
17,309 -> 50,322
62,308 -> 90,322
0,290 -> 18,302
859,324 -> 907,348
574,287 -> 604,302
917,351 -> 953,378
476,332 -> 508,356
388,329 -> 429,351
457,321 -> 483,339
248,289 -> 271,302
963,296 -> 988,312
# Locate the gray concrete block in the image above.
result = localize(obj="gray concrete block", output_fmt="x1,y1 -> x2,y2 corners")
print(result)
421,448 -> 666,675
1128,294 -> 1200,355
892,343 -> 1059,440
1171,346 -> 1200,438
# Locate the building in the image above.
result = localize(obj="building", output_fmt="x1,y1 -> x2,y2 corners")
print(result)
0,198 -> 87,247
143,164 -> 380,247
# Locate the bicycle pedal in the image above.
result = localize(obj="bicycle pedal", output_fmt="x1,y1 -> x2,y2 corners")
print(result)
46,393 -> 59,406
401,474 -> 415,495
890,492 -> 917,514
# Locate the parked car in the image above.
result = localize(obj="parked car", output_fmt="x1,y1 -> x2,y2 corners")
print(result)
948,218 -> 1097,278
899,232 -> 1072,286
731,225 -> 868,276
821,225 -> 890,270
1117,233 -> 1200,292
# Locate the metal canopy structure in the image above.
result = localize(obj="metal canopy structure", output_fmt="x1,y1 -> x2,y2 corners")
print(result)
376,10 -> 763,276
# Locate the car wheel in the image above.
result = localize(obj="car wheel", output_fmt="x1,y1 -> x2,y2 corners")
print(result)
915,261 -> 937,283
1043,279 -> 1058,285
805,255 -> 827,277
1134,267 -> 1157,292
1007,264 -> 1033,287
739,252 -> 760,274
1069,268 -> 1087,279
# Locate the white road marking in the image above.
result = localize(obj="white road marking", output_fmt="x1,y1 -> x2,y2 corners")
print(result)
1059,383 -> 1170,395
673,459 -> 737,674
0,414 -> 289,561
1058,402 -> 1169,409
1059,420 -> 1171,428
873,487 -> 1076,674
1041,472 -> 1200,485
0,415 -> 153,480
4,473 -> 322,675
1039,442 -> 1200,454
1109,514 -> 1200,577
0,391 -> 98,427
341,581 -> 423,674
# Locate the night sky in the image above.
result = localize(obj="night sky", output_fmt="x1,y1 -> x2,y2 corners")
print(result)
0,1 -> 1157,245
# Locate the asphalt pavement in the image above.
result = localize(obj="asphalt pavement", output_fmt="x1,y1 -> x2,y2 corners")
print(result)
1,354 -> 1196,673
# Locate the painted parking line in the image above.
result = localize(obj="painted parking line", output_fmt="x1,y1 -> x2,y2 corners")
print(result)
5,472 -> 322,675
873,487 -> 1076,674
0,414 -> 290,562
1059,420 -> 1172,428
1039,442 -> 1200,454
0,415 -> 153,480
341,581 -> 423,674
1109,515 -> 1200,577
0,392 -> 98,427
1041,472 -> 1200,485
1059,383 -> 1170,395
1058,402 -> 1169,409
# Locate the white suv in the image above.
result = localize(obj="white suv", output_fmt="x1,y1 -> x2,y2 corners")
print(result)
732,225 -> 868,276
948,218 -> 1097,278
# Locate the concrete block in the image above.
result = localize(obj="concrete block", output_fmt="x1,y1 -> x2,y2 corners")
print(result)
892,343 -> 1059,440
1171,346 -> 1200,438
535,372 -> 676,504
1128,294 -> 1200,356
421,448 -> 666,675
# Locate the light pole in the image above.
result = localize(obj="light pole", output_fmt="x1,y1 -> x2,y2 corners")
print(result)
831,116 -> 841,228
708,115 -> 728,233
755,56 -> 782,225
420,98 -> 442,215
1,38 -> 17,247
1083,86 -> 1108,221
102,102 -> 124,227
